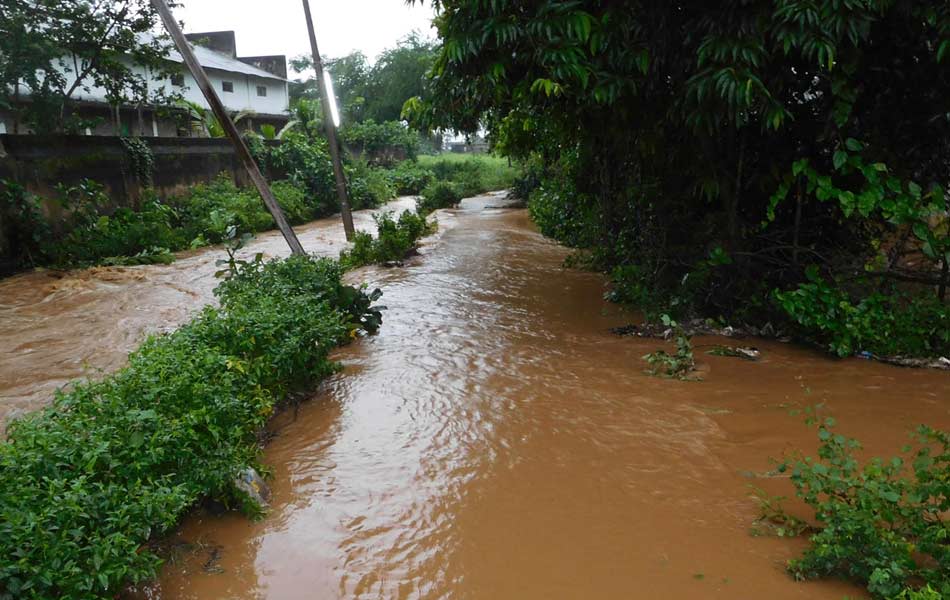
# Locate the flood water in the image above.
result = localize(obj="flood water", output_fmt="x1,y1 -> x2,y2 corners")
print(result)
0,197 -> 416,428
127,195 -> 947,599
2,194 -> 948,599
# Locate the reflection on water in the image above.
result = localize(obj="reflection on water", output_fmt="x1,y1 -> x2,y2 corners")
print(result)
128,195 -> 948,599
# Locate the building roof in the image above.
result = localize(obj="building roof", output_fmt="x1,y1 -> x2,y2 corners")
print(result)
169,44 -> 288,82
141,33 -> 288,82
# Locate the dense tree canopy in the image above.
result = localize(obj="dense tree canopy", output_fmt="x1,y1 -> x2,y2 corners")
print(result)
290,32 -> 438,125
411,0 -> 950,359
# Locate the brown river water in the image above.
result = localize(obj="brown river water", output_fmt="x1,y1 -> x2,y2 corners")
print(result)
3,193 -> 949,599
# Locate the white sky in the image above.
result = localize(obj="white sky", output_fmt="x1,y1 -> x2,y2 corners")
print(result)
172,0 -> 436,72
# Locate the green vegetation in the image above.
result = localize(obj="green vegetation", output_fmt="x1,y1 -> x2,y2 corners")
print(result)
418,181 -> 463,214
417,154 -> 517,197
341,119 -> 419,165
0,175 -> 322,271
772,421 -> 950,599
340,210 -> 432,269
642,316 -> 696,380
410,1 -> 950,360
389,160 -> 435,195
0,254 -> 384,599
0,146 -> 513,275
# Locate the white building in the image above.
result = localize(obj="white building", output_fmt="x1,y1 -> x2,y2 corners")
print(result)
0,31 -> 290,137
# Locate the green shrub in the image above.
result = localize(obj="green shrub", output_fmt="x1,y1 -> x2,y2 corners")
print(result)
779,422 -> 950,599
270,180 -> 313,224
175,176 -> 272,243
346,160 -> 396,210
340,119 -> 419,165
0,255 -> 383,599
417,154 -> 517,195
775,267 -> 950,358
390,160 -> 434,195
175,175 -> 317,245
527,180 -> 599,249
339,210 -> 432,269
642,315 -> 696,379
418,181 -> 462,214
264,131 -> 336,212
47,181 -> 184,267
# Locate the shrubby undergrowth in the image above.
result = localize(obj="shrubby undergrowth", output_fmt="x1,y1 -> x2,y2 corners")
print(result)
0,255 -> 382,599
774,421 -> 950,599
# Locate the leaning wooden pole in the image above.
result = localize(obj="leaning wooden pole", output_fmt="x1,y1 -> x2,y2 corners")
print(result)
302,0 -> 356,241
151,0 -> 306,255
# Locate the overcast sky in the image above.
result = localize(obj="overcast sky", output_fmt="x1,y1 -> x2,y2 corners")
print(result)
172,0 -> 436,75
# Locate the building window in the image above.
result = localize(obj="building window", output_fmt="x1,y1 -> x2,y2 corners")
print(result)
171,73 -> 185,87
257,85 -> 267,97
222,81 -> 234,93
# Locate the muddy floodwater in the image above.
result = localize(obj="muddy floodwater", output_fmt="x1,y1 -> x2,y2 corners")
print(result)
2,194 -> 949,599
124,195 -> 947,599
0,198 -> 417,427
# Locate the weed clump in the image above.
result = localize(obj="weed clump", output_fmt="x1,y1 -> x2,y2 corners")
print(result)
764,421 -> 950,599
340,210 -> 433,269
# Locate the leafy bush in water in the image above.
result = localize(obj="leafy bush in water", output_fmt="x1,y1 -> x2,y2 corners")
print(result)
339,210 -> 431,269
418,181 -> 462,214
527,179 -> 599,249
0,255 -> 383,599
775,267 -> 950,358
346,159 -> 396,210
779,421 -> 950,599
390,160 -> 434,195
176,176 -> 276,243
642,315 -> 696,379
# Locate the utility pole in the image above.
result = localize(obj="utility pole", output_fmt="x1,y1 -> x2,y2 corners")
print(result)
301,0 -> 355,241
150,0 -> 306,255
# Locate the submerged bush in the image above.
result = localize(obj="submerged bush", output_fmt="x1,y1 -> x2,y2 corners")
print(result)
45,181 -> 184,268
0,255 -> 382,599
339,210 -> 432,269
779,422 -> 950,599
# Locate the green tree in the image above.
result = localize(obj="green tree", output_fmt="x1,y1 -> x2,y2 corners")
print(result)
289,32 -> 437,125
0,0 -> 181,134
409,0 -> 950,358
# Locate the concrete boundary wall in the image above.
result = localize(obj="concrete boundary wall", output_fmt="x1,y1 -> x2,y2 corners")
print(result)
0,135 -> 280,211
